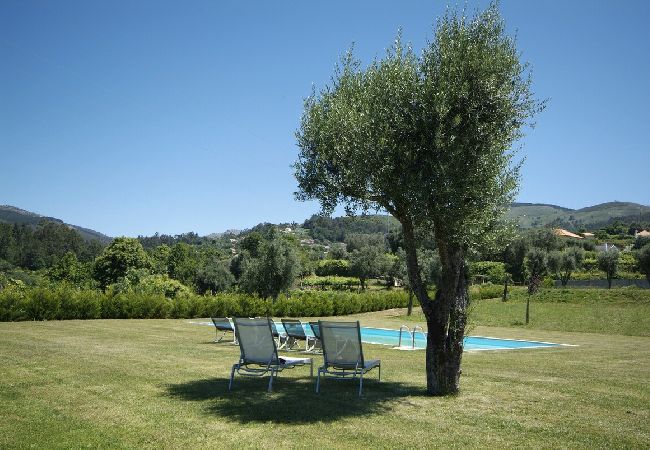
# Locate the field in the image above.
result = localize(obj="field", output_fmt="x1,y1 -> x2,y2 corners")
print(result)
1,289 -> 649,448
404,287 -> 650,336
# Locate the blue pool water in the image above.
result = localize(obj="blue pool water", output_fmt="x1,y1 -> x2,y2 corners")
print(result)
197,321 -> 564,351
359,327 -> 561,350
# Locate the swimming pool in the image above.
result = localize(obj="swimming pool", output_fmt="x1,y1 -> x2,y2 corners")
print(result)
195,320 -> 565,351
360,327 -> 562,350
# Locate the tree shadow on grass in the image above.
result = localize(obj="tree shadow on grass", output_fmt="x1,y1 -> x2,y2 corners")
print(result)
164,375 -> 424,424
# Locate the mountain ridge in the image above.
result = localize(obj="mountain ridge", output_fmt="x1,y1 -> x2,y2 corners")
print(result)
0,205 -> 112,243
506,201 -> 650,230
2,201 -> 648,241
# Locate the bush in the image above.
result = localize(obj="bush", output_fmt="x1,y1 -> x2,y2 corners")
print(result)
0,285 -> 410,321
314,259 -> 351,277
469,261 -> 507,284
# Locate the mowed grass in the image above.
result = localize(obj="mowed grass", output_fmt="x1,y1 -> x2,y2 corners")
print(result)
402,287 -> 650,336
1,300 -> 649,448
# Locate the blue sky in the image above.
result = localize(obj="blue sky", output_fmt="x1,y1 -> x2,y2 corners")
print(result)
1,1 -> 648,237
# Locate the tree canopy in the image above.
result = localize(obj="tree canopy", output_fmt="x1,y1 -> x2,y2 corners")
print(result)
295,3 -> 542,395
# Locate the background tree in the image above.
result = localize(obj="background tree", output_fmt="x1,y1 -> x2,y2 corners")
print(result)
93,237 -> 150,289
196,260 -> 235,294
167,243 -> 200,287
240,233 -> 300,301
149,244 -> 171,275
524,248 -> 547,324
528,228 -> 564,252
635,244 -> 650,285
548,247 -> 584,287
345,233 -> 386,253
328,243 -> 348,260
349,246 -> 387,290
239,232 -> 264,257
295,4 -> 541,394
48,252 -> 89,285
597,248 -> 620,289
632,236 -> 650,250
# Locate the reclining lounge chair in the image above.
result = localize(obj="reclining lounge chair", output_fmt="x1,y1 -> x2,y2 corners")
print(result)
308,321 -> 322,353
281,318 -> 320,351
229,317 -> 313,392
316,320 -> 381,396
211,317 -> 236,343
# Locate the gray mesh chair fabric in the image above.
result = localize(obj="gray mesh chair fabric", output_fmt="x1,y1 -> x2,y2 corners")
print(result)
229,317 -> 313,392
317,320 -> 381,396
211,317 -> 236,343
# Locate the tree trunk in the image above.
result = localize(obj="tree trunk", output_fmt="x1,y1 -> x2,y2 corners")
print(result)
607,275 -> 612,289
502,278 -> 508,301
525,295 -> 530,324
401,218 -> 468,396
407,289 -> 414,316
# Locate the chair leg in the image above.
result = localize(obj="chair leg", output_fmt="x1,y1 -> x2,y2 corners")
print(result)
378,363 -> 381,382
359,371 -> 363,397
309,360 -> 313,377
268,369 -> 275,392
316,369 -> 321,393
228,365 -> 237,391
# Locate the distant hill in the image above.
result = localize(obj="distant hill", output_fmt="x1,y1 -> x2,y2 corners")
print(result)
507,201 -> 650,230
301,214 -> 401,243
0,205 -> 112,243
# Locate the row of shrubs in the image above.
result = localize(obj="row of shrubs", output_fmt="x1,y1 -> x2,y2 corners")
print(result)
0,285 -> 410,322
299,275 -> 360,290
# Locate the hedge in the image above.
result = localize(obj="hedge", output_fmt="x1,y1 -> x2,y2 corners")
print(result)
0,285 -> 410,322
299,275 -> 360,290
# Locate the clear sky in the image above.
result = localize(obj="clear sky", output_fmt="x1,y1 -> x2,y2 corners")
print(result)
1,1 -> 648,237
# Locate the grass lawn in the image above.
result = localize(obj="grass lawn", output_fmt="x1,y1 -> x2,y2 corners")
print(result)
1,291 -> 649,448
402,287 -> 650,336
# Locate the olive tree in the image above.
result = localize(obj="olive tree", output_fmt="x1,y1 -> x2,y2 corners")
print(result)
349,246 -> 388,290
636,244 -> 650,285
597,248 -> 620,289
294,5 -> 542,394
240,233 -> 300,301
524,248 -> 547,324
548,247 -> 584,287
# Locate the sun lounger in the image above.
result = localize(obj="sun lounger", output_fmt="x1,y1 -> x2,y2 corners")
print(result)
211,317 -> 236,343
229,317 -> 313,392
308,321 -> 322,353
316,320 -> 381,396
281,318 -> 318,351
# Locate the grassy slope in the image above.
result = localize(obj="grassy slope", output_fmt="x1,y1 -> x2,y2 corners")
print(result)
506,201 -> 650,229
402,287 -> 650,336
1,293 -> 649,448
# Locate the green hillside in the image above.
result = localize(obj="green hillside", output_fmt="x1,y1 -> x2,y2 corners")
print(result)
0,205 -> 111,243
507,201 -> 650,231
